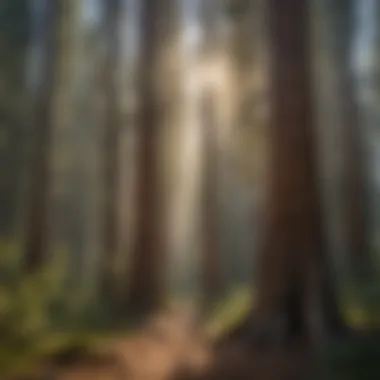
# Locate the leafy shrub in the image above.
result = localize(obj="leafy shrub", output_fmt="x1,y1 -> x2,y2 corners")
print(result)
344,277 -> 380,329
0,240 -> 131,376
0,241 -> 69,373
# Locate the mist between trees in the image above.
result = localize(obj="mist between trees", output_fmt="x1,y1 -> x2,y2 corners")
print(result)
0,0 -> 380,379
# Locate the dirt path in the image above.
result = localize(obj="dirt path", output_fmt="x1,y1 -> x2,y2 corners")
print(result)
53,343 -> 311,380
25,309 -> 313,380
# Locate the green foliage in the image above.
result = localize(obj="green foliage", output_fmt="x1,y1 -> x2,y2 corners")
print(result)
343,277 -> 380,328
205,286 -> 252,338
354,282 -> 380,323
0,241 -> 69,373
0,240 -> 132,375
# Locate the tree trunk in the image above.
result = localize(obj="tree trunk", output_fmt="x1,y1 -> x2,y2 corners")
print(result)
252,0 -> 342,347
127,0 -> 165,316
327,0 -> 372,280
100,0 -> 123,301
23,1 -> 60,271
200,89 -> 221,307
198,0 -> 222,308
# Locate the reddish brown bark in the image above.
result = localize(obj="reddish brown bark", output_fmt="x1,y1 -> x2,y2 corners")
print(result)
253,0 -> 342,345
23,1 -> 60,272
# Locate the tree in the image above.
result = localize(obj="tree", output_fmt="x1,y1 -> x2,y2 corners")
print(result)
23,0 -> 60,271
326,0 -> 373,280
199,0 -> 222,307
200,89 -> 222,306
127,0 -> 165,315
0,0 -> 30,239
252,0 -> 343,346
99,0 -> 123,300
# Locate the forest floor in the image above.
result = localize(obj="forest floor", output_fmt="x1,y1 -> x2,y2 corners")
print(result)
50,340 -> 312,380
5,290 -> 379,380
16,307 -> 313,380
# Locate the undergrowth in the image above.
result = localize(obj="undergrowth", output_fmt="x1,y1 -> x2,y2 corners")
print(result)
0,241 -> 121,377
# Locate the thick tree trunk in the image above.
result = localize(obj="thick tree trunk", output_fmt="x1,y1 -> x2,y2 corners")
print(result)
100,0 -> 122,301
23,1 -> 59,271
127,0 -> 165,315
252,0 -> 343,347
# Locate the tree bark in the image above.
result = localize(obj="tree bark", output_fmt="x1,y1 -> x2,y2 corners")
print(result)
198,0 -> 222,308
100,0 -> 123,301
200,89 -> 221,306
127,0 -> 165,316
252,0 -> 343,346
23,1 -> 60,271
327,0 -> 372,280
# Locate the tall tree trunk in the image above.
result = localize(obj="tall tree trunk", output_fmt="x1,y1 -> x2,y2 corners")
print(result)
199,0 -> 222,308
52,0 -> 86,288
23,0 -> 60,271
327,0 -> 372,280
127,0 -> 164,315
100,0 -> 122,301
252,0 -> 342,347
200,89 -> 221,306
0,0 -> 30,240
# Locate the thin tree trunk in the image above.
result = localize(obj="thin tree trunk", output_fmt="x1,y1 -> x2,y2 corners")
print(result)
201,89 -> 221,306
100,0 -> 123,301
341,73 -> 372,280
328,0 -> 373,280
127,0 -> 164,315
23,1 -> 59,271
198,0 -> 222,308
252,0 -> 342,346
